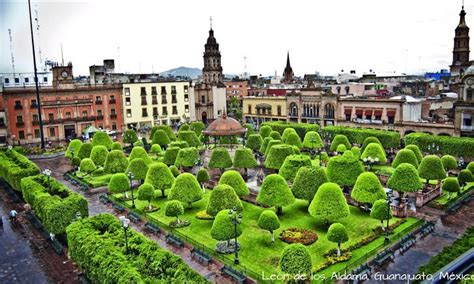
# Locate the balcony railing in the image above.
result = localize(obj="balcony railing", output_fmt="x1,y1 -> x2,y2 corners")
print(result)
109,99 -> 116,104
152,99 -> 158,105
162,99 -> 168,104
96,115 -> 104,120
110,114 -> 117,119
172,99 -> 177,104
461,125 -> 473,131
14,105 -> 23,110
16,121 -> 25,127
288,112 -> 298,117
95,100 -> 103,105
32,120 -> 40,126
141,100 -> 148,106
30,104 -> 38,109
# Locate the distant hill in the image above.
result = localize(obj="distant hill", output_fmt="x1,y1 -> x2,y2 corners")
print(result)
159,67 -> 201,79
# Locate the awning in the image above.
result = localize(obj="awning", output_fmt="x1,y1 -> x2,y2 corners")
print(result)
374,109 -> 382,116
344,108 -> 352,115
387,109 -> 396,116
365,109 -> 373,116
355,109 -> 363,115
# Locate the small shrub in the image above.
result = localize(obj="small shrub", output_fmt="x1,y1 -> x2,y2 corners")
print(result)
270,131 -> 282,140
196,168 -> 210,185
405,144 -> 423,163
281,128 -> 298,143
163,147 -> 180,165
351,172 -> 386,204
258,210 -> 280,243
137,183 -> 156,211
329,135 -> 351,152
259,125 -> 272,138
77,142 -> 93,160
279,228 -> 318,245
165,200 -> 185,225
169,165 -> 180,177
303,131 -> 324,149
292,166 -> 328,203
327,223 -> 349,256
66,139 -> 83,158
80,158 -> 96,175
111,142 -> 123,151
150,144 -> 162,155
441,155 -> 458,171
211,210 -> 242,242
442,177 -> 460,199
145,162 -> 175,197
418,155 -> 446,183
108,173 -> 130,196
152,130 -> 171,147
233,147 -> 258,169
122,129 -> 138,146
326,151 -> 364,187
174,147 -> 199,168
361,136 -> 382,152
458,169 -> 473,188
259,137 -> 273,154
246,134 -> 263,152
285,133 -> 303,149
129,146 -> 152,165
360,142 -> 387,163
178,131 -> 201,148
387,163 -> 423,196
219,170 -> 249,197
127,158 -> 149,181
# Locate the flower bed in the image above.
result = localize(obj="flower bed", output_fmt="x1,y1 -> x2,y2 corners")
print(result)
279,227 -> 318,245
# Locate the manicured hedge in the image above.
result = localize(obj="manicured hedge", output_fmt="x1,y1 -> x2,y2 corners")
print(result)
163,146 -> 180,165
104,150 -> 129,174
66,214 -> 206,283
262,121 -> 319,140
329,135 -> 352,152
178,130 -> 202,148
324,126 -> 400,148
21,174 -> 88,235
206,184 -> 243,216
208,147 -> 233,169
264,144 -> 295,170
122,129 -> 138,145
66,139 -> 83,158
219,170 -> 249,197
279,154 -> 312,182
0,149 -> 40,191
175,147 -> 199,168
326,151 -> 364,187
303,131 -> 324,149
233,147 -> 258,169
91,131 -> 113,149
191,121 -> 206,136
90,145 -> 109,167
405,132 -> 474,158
246,134 -> 263,152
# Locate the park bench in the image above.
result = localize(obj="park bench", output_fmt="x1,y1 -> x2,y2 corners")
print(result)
190,247 -> 212,265
373,249 -> 394,266
351,264 -> 371,280
166,233 -> 183,248
447,201 -> 462,214
113,204 -> 125,213
127,211 -> 141,223
145,222 -> 161,235
99,194 -> 111,204
79,184 -> 88,192
221,265 -> 246,284
420,222 -> 435,236
399,233 -> 416,254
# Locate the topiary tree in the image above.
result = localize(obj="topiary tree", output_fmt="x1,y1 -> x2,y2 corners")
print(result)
196,168 -> 210,190
163,146 -> 180,166
108,173 -> 130,197
418,155 -> 446,185
178,130 -> 201,148
126,158 -> 148,182
165,200 -> 184,224
441,155 -> 458,172
169,165 -> 180,177
122,129 -> 138,146
329,134 -> 351,152
206,184 -> 243,216
281,128 -> 298,143
351,172 -> 386,205
392,149 -> 419,168
209,147 -> 233,171
257,174 -> 295,215
150,144 -> 162,156
77,142 -> 93,160
405,144 -> 423,164
79,158 -> 96,176
156,125 -> 176,141
178,123 -> 190,132
259,137 -> 273,154
351,146 -> 361,158
285,133 -> 303,149
169,173 -> 203,208
92,131 -> 113,149
89,145 -> 108,167
169,141 -> 189,149
458,169 -> 473,189
152,130 -> 171,148
320,152 -> 329,166
211,209 -> 242,245
134,140 -> 144,148
259,125 -> 272,138
468,162 -> 474,174
233,147 -> 258,173
219,170 -> 249,197
104,150 -> 129,174
303,131 -> 324,150
308,182 -> 350,225
327,223 -> 349,257
111,141 -> 123,151
145,162 -> 175,198
336,144 -> 347,154
129,146 -> 152,165
326,151 -> 364,188
279,154 -> 312,182
243,123 -> 255,138
264,144 -> 295,170
361,136 -> 382,152
246,134 -> 263,152
279,244 -> 312,278
370,199 -> 392,231
360,142 -> 387,164
265,140 -> 283,156
292,166 -> 328,204
270,131 -> 282,140
137,183 -> 155,210
258,210 -> 280,243
66,139 -> 82,158
174,147 -> 199,168
387,163 -> 423,198
442,177 -> 461,199
191,121 -> 206,136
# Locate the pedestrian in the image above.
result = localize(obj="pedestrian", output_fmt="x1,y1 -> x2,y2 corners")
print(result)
9,209 -> 18,224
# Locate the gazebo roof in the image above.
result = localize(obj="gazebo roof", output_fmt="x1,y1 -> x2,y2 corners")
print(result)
202,112 -> 247,136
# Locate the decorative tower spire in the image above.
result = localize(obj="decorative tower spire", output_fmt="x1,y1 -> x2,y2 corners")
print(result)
282,51 -> 294,83
450,4 -> 470,77
202,17 -> 223,85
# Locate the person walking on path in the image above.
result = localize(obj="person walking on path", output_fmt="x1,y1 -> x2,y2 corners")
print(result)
9,209 -> 18,225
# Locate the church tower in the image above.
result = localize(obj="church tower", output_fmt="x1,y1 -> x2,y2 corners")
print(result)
282,51 -> 294,83
450,5 -> 470,77
202,19 -> 223,86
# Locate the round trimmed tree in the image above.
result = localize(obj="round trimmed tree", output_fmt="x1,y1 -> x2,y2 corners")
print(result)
279,154 -> 312,182
178,130 -> 201,147
163,146 -> 180,165
258,210 -> 280,243
265,140 -> 283,156
233,147 -> 258,172
392,149 -> 419,168
259,125 -> 272,138
246,134 -> 263,152
442,177 -> 460,199
219,170 -> 249,197
329,135 -> 351,152
165,200 -> 184,224
133,140 -> 144,148
336,144 -> 347,154
211,209 -> 242,245
77,142 -> 93,160
243,123 -> 255,138
129,146 -> 152,165
174,147 -> 199,168
169,173 -> 203,208
264,144 -> 295,170
206,184 -> 243,216
111,142 -> 123,151
79,158 -> 96,176
282,128 -> 298,143
270,131 -> 282,140
387,163 -> 423,198
360,142 -> 387,164
137,183 -> 155,211
122,129 -> 138,146
292,166 -> 328,204
458,169 -> 473,189
104,150 -> 129,174
418,155 -> 446,185
285,133 -> 303,149
327,223 -> 349,257
308,182 -> 350,225
326,151 -> 364,188
441,155 -> 458,172
351,172 -> 386,205
370,199 -> 392,231
169,141 -> 189,149
361,136 -> 382,152
150,144 -> 162,155
108,173 -> 130,197
279,244 -> 312,278
405,144 -> 423,164
126,158 -> 148,182
66,139 -> 82,158
191,121 -> 206,136
155,125 -> 176,141
90,145 -> 108,167
259,137 -> 273,154
303,131 -> 324,150
92,131 -> 113,149
145,162 -> 175,197
196,168 -> 210,188
152,129 -> 171,147
209,147 -> 233,171
256,174 -> 295,215
351,146 -> 361,158
468,162 -> 474,174
169,165 -> 180,177
179,124 -> 190,132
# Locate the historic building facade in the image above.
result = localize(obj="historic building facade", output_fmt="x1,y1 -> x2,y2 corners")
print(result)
286,88 -> 337,126
282,52 -> 294,83
242,96 -> 287,127
455,64 -> 474,137
450,5 -> 470,79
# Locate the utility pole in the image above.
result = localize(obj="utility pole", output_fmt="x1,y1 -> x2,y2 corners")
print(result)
28,0 -> 45,149
8,29 -> 15,76
34,6 -> 44,71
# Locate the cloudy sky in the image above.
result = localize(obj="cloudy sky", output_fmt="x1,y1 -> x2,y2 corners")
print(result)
0,0 -> 471,77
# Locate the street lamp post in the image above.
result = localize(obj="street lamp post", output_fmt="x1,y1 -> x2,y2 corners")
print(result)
458,156 -> 465,169
119,216 -> 130,254
127,171 -> 135,208
228,207 -> 242,265
384,189 -> 393,244
43,168 -> 52,189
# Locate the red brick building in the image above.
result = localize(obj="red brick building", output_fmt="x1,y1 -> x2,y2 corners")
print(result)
2,64 -> 123,145
225,80 -> 249,101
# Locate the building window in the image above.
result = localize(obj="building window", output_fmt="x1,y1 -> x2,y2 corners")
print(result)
109,95 -> 116,103
33,114 -> 39,122
277,106 -> 281,116
17,115 -> 23,123
82,111 -> 87,117
184,94 -> 189,101
19,131 -> 25,139
43,77 -> 48,83
185,105 -> 189,113
153,107 -> 158,116
96,96 -> 102,103
125,97 -> 131,106
124,88 -> 130,96
172,94 -> 177,103
184,85 -> 188,93
172,106 -> 178,115
161,86 -> 166,95
162,106 -> 168,115
31,99 -> 38,108
201,95 -> 206,104
171,86 -> 177,94
151,86 -> 157,95
152,95 -> 158,104
14,100 -> 22,110
161,95 -> 167,104
111,108 -> 116,115
142,108 -> 148,117
25,78 -> 29,83
4,78 -> 9,84
14,78 -> 19,84
97,110 -> 102,117
48,113 -> 54,121
49,127 -> 55,137
112,122 -> 117,130
141,96 -> 147,105
140,87 -> 147,96
467,89 -> 474,101
126,109 -> 132,118
34,129 -> 40,138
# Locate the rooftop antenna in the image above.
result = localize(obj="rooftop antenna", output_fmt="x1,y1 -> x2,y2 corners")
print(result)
209,16 -> 212,29
34,6 -> 43,71
152,64 -> 154,74
117,45 -> 121,73
8,29 -> 16,76
61,43 -> 64,66
243,56 -> 247,78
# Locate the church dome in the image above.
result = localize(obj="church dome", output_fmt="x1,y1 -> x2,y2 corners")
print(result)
464,62 -> 474,75
202,112 -> 247,136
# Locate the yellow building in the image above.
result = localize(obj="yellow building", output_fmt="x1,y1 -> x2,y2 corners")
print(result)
122,81 -> 191,130
243,96 -> 287,127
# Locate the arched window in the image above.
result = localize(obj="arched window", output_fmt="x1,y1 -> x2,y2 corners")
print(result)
324,104 -> 334,119
290,102 -> 298,116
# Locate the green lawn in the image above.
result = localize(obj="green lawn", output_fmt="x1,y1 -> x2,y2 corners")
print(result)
117,190 -> 418,280
80,173 -> 112,187
432,182 -> 474,206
